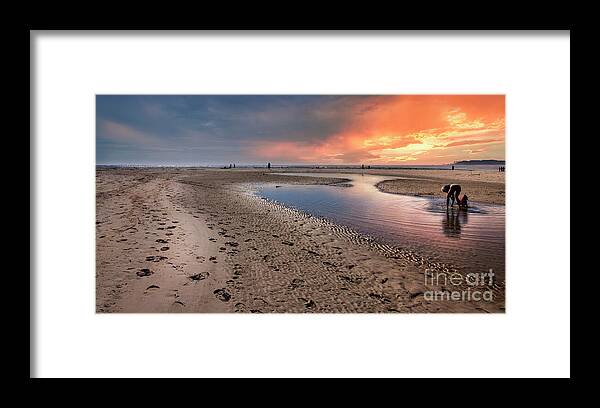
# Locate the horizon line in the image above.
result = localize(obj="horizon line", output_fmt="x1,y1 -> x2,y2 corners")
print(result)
96,159 -> 505,168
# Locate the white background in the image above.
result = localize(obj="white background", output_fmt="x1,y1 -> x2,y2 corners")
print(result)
32,31 -> 570,378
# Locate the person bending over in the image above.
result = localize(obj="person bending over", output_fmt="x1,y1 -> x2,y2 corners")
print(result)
442,184 -> 461,207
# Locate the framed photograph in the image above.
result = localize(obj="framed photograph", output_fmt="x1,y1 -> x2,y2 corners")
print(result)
96,94 -> 506,313
31,30 -> 570,378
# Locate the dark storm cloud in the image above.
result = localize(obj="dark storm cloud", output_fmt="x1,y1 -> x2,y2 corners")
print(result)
96,95 -> 382,165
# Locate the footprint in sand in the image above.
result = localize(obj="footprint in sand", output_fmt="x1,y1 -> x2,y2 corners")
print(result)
234,302 -> 247,312
232,265 -> 243,278
160,246 -> 169,251
170,300 -> 186,310
136,268 -> 153,277
213,288 -> 231,302
188,272 -> 209,281
409,291 -> 423,300
339,274 -> 363,284
253,297 -> 270,306
369,293 -> 392,304
289,278 -> 304,289
298,297 -> 316,309
146,255 -> 168,262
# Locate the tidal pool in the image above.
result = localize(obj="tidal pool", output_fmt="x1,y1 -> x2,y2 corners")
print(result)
256,173 -> 505,280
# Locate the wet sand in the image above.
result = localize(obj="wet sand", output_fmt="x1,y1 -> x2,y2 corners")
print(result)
375,169 -> 504,205
270,168 -> 504,205
96,168 -> 505,313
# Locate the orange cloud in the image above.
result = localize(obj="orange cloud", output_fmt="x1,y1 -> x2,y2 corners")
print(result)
444,138 -> 504,148
249,95 -> 505,164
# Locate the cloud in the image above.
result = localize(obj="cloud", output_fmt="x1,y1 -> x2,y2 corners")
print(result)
329,149 -> 382,163
98,120 -> 161,146
444,138 -> 504,148
245,96 -> 504,164
97,95 -> 505,165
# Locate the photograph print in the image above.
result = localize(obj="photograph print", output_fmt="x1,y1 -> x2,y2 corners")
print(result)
96,95 -> 505,313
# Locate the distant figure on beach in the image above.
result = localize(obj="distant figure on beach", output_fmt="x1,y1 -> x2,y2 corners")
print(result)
451,165 -> 455,171
442,184 -> 461,207
361,164 -> 364,170
267,162 -> 271,169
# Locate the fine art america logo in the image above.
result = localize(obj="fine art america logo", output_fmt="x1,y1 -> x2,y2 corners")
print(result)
424,269 -> 495,302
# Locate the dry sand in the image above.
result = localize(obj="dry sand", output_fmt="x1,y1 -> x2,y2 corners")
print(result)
96,168 -> 505,313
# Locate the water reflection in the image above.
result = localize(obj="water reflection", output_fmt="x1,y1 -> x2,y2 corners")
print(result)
257,172 -> 505,280
442,207 -> 469,238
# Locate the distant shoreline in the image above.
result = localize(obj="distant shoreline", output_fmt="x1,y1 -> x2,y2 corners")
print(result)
96,163 -> 505,171
453,159 -> 505,165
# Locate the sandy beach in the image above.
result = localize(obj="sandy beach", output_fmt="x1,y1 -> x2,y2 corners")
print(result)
278,168 -> 505,205
96,168 -> 505,313
374,169 -> 505,205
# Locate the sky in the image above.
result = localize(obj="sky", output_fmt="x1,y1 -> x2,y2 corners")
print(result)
96,95 -> 505,166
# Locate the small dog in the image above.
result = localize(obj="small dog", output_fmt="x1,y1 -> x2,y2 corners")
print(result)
457,194 -> 469,209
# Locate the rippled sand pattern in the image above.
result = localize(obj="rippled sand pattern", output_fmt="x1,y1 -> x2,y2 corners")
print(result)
96,168 -> 505,313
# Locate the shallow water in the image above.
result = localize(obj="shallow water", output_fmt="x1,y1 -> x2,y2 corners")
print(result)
256,173 -> 505,280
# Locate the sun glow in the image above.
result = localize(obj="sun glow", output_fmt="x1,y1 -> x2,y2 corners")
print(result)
249,95 -> 505,165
